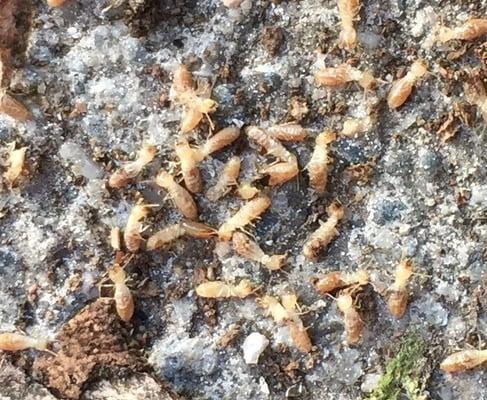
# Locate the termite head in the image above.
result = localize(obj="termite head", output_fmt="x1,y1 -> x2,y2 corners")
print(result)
354,270 -> 369,285
396,259 -> 413,286
336,293 -> 353,312
235,279 -> 254,298
327,202 -> 344,219
261,254 -> 287,270
108,265 -> 126,284
410,60 -> 428,79
155,170 -> 172,186
131,204 -> 150,221
339,28 -> 357,50
317,131 -> 337,145
358,71 -> 376,90
199,98 -> 218,114
47,0 -> 67,7
138,145 -> 157,164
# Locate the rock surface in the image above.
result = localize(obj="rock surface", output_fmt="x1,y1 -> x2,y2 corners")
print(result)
1,0 -> 487,399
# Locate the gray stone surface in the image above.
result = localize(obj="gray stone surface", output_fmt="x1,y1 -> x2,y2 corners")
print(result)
1,0 -> 487,399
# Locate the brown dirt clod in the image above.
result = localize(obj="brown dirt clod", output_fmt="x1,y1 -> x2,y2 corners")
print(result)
33,299 -> 144,400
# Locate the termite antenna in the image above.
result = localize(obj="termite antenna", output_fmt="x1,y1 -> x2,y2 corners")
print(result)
43,348 -> 57,357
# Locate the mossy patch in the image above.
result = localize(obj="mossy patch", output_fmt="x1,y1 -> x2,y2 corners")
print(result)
367,333 -> 428,400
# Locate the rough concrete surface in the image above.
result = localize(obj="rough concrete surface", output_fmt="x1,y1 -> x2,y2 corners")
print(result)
1,0 -> 487,399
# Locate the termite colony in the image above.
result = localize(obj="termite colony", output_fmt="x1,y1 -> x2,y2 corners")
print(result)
0,0 -> 486,390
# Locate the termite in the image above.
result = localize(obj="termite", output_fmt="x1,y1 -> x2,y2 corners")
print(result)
170,65 -> 218,133
315,64 -> 375,90
260,161 -> 299,186
267,123 -> 308,142
440,349 -> 487,373
146,220 -> 216,250
259,294 -> 312,353
303,202 -> 344,261
0,332 -> 48,352
124,203 -> 151,252
155,171 -> 198,220
341,115 -> 375,137
237,182 -> 260,200
109,144 -> 157,188
247,126 -> 298,185
195,279 -> 254,299
232,231 -> 286,270
110,227 -> 122,250
387,259 -> 413,318
436,18 -> 487,43
336,292 -> 364,344
171,65 -> 193,99
306,131 -> 336,194
246,126 -> 296,165
464,79 -> 487,122
281,294 -> 312,353
387,60 -> 427,109
175,138 -> 202,193
206,156 -> 241,202
258,295 -> 291,323
312,270 -> 369,295
0,90 -> 31,122
106,264 -> 134,322
3,144 -> 27,186
337,0 -> 360,49
197,126 -> 241,160
218,196 -> 271,240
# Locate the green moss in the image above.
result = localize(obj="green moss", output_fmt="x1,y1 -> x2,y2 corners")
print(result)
367,333 -> 427,400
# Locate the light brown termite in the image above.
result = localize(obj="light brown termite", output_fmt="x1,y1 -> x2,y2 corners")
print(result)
110,227 -> 122,250
171,65 -> 193,98
267,123 -> 308,142
175,138 -> 202,193
312,270 -> 369,295
464,79 -> 487,122
387,60 -> 427,109
336,292 -> 364,344
259,294 -> 312,353
155,171 -> 198,219
109,144 -> 157,188
337,0 -> 360,49
124,204 -> 151,252
232,231 -> 286,271
436,18 -> 487,43
315,64 -> 375,90
258,295 -> 291,323
247,126 -> 298,185
387,259 -> 413,318
281,294 -> 312,353
206,156 -> 241,202
107,264 -> 134,322
3,144 -> 27,186
303,202 -> 344,261
237,182 -> 260,200
440,349 -> 487,373
0,332 -> 48,352
341,115 -> 375,137
306,131 -> 336,194
260,161 -> 299,186
247,126 -> 296,164
170,65 -> 218,133
197,126 -> 241,160
0,90 -> 31,122
195,279 -> 254,299
218,196 -> 271,240
146,220 -> 216,250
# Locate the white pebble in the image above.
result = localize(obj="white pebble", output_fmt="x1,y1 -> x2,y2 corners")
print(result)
242,332 -> 269,364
